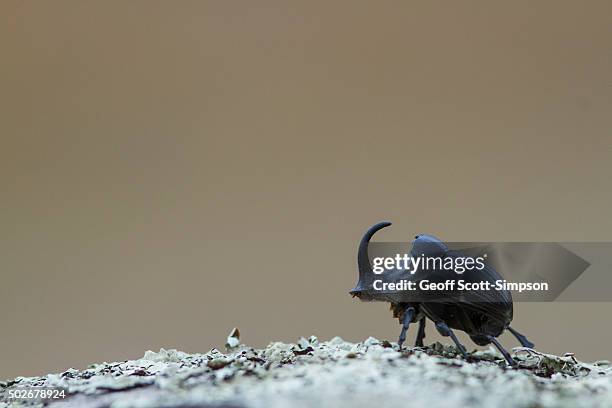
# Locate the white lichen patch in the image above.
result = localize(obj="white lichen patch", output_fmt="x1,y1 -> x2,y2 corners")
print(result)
2,334 -> 612,408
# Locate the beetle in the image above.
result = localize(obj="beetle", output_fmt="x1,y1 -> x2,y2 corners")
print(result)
350,221 -> 534,366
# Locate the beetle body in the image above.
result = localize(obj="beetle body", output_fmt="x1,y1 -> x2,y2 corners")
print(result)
350,222 -> 534,366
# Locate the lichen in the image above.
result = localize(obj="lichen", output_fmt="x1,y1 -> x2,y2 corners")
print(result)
2,331 -> 612,408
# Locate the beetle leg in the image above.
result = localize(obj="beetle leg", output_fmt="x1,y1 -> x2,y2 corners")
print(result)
508,326 -> 535,348
434,321 -> 469,359
415,318 -> 426,347
398,306 -> 415,349
486,335 -> 516,367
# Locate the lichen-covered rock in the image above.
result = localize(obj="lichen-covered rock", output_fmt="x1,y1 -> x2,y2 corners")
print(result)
2,334 -> 612,408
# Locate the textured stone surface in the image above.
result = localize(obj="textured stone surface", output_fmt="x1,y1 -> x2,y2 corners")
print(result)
2,333 -> 612,408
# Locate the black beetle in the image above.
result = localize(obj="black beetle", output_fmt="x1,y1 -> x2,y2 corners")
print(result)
350,221 -> 534,366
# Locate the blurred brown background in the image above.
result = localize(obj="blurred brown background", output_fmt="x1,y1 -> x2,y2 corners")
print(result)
2,1 -> 612,379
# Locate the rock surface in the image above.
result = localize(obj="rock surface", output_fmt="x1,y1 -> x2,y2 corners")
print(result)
2,333 -> 612,408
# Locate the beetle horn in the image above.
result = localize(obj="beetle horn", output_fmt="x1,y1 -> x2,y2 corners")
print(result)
351,221 -> 392,297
